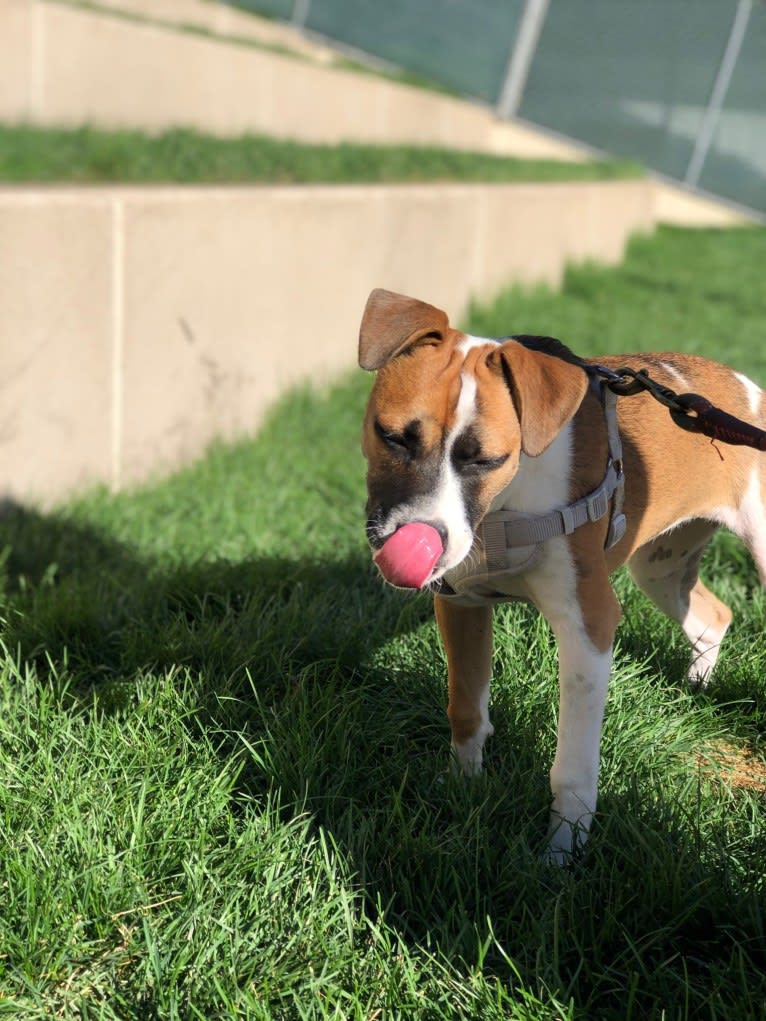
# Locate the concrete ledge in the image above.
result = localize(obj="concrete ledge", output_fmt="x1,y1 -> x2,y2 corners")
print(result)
0,0 -> 586,160
94,0 -> 345,64
0,179 -> 653,503
652,179 -> 751,227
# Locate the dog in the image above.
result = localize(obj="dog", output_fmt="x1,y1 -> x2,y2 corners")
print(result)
358,287 -> 766,862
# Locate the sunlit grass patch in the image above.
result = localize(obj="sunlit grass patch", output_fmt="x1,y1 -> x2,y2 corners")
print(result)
0,122 -> 640,186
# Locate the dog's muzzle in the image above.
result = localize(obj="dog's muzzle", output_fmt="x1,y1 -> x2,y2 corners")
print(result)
373,521 -> 444,589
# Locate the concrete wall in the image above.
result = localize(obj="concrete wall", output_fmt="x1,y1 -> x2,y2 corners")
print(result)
0,0 -> 585,160
94,0 -> 345,63
0,179 -> 653,504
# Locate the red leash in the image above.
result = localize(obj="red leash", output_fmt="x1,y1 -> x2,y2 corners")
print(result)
670,395 -> 766,450
596,366 -> 766,452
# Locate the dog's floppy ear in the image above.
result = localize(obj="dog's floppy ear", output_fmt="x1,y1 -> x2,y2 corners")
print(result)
490,340 -> 589,457
358,289 -> 449,371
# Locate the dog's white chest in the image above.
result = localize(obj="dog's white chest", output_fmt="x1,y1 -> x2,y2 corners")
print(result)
438,425 -> 573,605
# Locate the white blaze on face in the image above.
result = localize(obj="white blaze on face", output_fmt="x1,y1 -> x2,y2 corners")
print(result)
457,335 -> 498,356
426,334 -> 504,572
377,337 -> 492,578
433,368 -> 478,571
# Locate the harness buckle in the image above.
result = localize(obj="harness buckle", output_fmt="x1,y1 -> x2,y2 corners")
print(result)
560,505 -> 577,535
605,512 -> 627,550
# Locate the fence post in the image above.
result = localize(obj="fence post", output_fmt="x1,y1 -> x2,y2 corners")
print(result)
684,0 -> 752,188
496,0 -> 550,119
292,0 -> 311,29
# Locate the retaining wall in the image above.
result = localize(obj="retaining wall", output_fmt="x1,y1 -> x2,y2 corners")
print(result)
0,0 -> 584,160
0,179 -> 653,504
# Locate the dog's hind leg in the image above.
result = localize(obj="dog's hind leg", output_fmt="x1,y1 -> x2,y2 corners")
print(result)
731,464 -> 766,588
434,596 -> 495,775
629,520 -> 731,687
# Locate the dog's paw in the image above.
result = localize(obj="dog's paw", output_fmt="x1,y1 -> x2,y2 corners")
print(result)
544,814 -> 590,866
450,725 -> 493,777
450,744 -> 483,777
686,664 -> 715,691
541,844 -> 573,868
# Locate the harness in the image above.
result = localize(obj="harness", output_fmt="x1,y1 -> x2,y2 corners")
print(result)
436,343 -> 766,603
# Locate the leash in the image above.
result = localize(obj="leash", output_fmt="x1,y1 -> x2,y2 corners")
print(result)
593,363 -> 766,451
508,335 -> 766,450
436,344 -> 766,602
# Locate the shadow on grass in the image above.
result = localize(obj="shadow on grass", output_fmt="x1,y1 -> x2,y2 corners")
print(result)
0,499 -> 546,891
0,498 -> 429,697
2,500 -> 765,1016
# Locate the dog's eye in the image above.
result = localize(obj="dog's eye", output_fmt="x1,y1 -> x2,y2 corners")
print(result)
473,454 -> 510,472
455,451 -> 510,473
452,430 -> 508,472
374,419 -> 420,456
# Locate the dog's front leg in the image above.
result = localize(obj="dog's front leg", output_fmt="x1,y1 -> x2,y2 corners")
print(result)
546,631 -> 613,862
434,595 -> 494,774
543,581 -> 621,863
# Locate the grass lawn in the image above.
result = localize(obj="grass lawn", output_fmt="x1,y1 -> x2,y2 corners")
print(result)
0,123 -> 639,186
1,226 -> 766,1018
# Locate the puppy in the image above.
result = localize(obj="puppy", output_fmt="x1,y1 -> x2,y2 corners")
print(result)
358,288 -> 766,861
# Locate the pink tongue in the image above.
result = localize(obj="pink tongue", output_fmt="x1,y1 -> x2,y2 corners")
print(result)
374,522 -> 443,589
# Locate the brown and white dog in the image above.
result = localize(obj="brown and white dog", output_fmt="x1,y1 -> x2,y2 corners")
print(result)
358,287 -> 766,862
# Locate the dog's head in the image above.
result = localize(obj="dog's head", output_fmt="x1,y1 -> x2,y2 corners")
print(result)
358,289 -> 588,589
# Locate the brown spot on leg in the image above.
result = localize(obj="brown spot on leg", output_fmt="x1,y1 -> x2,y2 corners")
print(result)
571,540 -> 622,653
629,521 -> 730,685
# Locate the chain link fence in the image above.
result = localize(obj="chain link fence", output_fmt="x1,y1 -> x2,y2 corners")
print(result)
229,0 -> 765,216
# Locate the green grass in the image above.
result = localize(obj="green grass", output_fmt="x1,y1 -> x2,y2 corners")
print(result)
466,224 -> 766,379
0,123 -> 639,186
1,225 -> 766,1018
